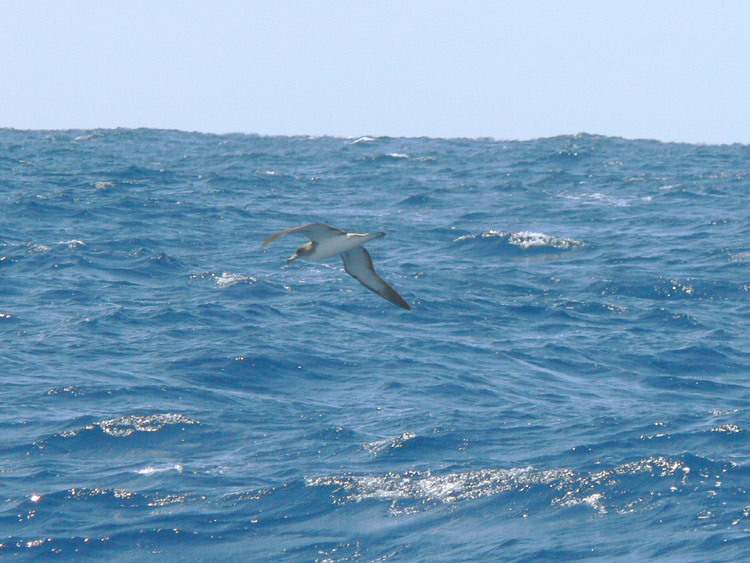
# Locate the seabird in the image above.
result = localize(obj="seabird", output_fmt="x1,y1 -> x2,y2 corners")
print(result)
263,223 -> 411,310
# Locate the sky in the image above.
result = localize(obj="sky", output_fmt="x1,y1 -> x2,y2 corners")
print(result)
2,1 -> 749,143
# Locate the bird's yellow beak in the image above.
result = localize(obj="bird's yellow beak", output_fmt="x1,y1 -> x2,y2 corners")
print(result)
286,254 -> 298,263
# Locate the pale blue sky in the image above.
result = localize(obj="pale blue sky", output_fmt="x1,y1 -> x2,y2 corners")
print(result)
2,1 -> 749,143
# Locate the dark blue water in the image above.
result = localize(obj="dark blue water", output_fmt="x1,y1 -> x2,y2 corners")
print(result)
1,129 -> 749,561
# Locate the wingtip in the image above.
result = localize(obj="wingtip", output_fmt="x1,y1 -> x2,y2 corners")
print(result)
394,296 -> 412,310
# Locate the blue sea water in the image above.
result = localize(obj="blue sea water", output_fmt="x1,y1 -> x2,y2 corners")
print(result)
1,129 -> 749,561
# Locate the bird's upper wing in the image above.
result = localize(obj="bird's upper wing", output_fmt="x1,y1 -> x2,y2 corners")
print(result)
341,247 -> 411,310
262,223 -> 345,246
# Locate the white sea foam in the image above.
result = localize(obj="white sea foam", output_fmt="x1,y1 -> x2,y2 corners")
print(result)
58,413 -> 200,438
214,272 -> 254,288
137,463 -> 184,475
307,466 -> 571,515
98,414 -> 199,437
454,230 -> 583,250
363,431 -> 416,455
23,240 -> 84,252
147,494 -> 190,507
710,424 -> 742,434
348,136 -> 376,144
59,239 -> 86,248
306,456 -> 690,516
508,231 -> 582,249
561,191 -> 652,207
453,229 -> 505,242
553,492 -> 607,514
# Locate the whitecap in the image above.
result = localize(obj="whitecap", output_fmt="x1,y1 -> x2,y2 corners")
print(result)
454,230 -> 583,250
307,466 -> 572,513
507,231 -> 582,250
136,463 -> 184,475
348,136 -> 376,144
363,431 -> 416,455
96,413 -> 199,437
710,424 -> 742,434
561,192 -> 637,207
453,229 -> 505,242
552,492 -> 607,514
148,494 -> 190,507
214,272 -> 255,288
386,153 -> 409,159
58,239 -> 85,249
307,456 -> 691,516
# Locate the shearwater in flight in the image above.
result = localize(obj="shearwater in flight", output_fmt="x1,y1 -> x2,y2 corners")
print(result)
263,223 -> 411,310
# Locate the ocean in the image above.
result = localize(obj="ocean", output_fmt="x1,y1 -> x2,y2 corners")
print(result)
1,129 -> 749,561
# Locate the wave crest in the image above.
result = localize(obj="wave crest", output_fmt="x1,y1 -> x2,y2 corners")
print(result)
454,230 -> 584,256
307,455 -> 692,516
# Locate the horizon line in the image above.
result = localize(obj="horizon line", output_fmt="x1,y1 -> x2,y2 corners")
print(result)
1,126 -> 747,147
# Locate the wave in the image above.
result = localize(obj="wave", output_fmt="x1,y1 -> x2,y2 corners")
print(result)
453,230 -> 584,258
559,191 -> 654,207
3,130 -> 749,561
347,136 -> 376,144
306,455 -> 696,517
363,431 -> 418,455
212,272 -> 255,288
39,413 -> 201,444
136,463 -> 185,476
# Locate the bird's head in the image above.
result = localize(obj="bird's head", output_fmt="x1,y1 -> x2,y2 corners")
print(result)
286,242 -> 314,263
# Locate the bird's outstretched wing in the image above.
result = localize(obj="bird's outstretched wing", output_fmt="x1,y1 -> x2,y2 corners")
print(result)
262,223 -> 345,246
341,247 -> 411,310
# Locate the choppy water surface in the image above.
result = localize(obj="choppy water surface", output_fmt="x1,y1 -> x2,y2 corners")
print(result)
1,129 -> 749,561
